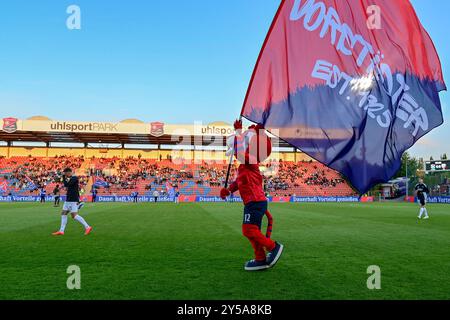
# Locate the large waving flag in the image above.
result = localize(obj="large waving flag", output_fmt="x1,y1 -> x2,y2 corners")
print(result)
242,0 -> 446,194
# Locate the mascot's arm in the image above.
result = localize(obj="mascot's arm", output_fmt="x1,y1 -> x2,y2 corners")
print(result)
228,180 -> 238,193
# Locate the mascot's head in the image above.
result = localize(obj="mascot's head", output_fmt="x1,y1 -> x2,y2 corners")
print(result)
226,123 -> 272,165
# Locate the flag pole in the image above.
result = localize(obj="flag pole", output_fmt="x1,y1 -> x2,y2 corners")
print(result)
224,115 -> 242,189
406,157 -> 409,199
224,151 -> 234,189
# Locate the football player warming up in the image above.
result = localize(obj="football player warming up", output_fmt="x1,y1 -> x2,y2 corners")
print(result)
220,120 -> 283,271
415,178 -> 430,220
52,168 -> 93,236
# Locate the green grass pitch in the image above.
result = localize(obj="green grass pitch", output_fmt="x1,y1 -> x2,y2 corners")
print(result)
0,201 -> 449,300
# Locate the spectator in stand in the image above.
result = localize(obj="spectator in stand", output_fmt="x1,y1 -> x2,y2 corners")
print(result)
40,187 -> 46,203
132,191 -> 139,203
174,189 -> 180,204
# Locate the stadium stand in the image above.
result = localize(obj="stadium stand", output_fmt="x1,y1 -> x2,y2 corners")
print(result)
0,155 -> 356,197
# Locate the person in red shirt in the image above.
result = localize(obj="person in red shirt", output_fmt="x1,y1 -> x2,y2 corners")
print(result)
221,120 -> 284,271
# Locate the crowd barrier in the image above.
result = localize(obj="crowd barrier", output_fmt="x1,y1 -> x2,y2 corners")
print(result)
1,195 -> 449,203
426,196 -> 450,204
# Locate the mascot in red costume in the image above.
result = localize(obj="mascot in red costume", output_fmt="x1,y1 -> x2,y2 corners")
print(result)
221,120 -> 284,271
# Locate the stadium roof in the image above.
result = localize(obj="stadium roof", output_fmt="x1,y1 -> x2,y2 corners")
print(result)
0,116 -> 295,148
0,130 -> 230,146
0,131 -> 296,148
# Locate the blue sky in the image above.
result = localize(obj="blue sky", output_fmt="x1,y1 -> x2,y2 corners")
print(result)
0,0 -> 448,159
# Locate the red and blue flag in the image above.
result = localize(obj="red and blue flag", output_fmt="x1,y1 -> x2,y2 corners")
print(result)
241,0 -> 446,194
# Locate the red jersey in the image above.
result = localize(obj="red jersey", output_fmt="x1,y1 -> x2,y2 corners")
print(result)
228,164 -> 267,205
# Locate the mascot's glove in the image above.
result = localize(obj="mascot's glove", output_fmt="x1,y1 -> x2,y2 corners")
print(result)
234,119 -> 243,131
220,188 -> 231,200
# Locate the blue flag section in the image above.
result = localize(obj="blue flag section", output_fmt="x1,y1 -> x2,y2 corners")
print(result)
241,0 -> 446,194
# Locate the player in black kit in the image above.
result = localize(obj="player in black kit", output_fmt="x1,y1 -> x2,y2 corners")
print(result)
53,184 -> 61,207
52,168 -> 93,235
415,178 -> 430,220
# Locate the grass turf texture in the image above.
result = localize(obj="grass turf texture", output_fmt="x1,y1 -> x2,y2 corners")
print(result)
0,202 -> 449,300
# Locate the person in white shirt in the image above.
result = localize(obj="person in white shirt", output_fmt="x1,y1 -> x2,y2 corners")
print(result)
153,189 -> 159,203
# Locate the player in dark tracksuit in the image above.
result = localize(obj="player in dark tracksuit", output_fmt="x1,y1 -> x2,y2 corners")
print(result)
221,120 -> 283,271
53,185 -> 61,207
415,178 -> 430,219
52,168 -> 93,236
91,188 -> 97,203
